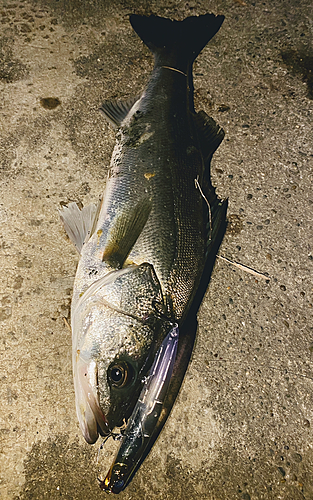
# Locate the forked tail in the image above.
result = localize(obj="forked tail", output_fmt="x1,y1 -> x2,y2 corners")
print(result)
130,13 -> 224,71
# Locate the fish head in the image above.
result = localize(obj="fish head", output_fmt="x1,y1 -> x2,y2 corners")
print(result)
96,314 -> 162,432
72,263 -> 168,444
101,325 -> 179,493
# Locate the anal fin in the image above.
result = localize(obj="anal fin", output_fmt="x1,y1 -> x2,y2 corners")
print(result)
100,96 -> 140,128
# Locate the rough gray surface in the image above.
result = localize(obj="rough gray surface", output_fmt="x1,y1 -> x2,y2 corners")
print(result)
0,0 -> 312,499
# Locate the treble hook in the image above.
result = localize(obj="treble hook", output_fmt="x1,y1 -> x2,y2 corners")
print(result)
97,430 -> 124,489
96,431 -> 123,465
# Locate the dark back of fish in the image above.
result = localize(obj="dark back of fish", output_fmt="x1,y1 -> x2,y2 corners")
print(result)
100,14 -> 226,321
100,13 -> 228,493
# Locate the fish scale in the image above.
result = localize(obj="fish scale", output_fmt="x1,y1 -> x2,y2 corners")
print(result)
59,12 -> 227,492
120,70 -> 206,318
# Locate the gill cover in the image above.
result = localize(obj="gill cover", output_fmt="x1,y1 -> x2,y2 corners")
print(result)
72,264 -> 165,444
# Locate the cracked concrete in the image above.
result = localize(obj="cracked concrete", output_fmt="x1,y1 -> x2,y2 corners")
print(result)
0,0 -> 312,499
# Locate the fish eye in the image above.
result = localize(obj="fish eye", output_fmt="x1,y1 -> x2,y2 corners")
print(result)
108,362 -> 131,388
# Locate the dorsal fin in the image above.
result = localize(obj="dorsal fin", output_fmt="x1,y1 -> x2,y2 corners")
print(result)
193,110 -> 225,162
192,109 -> 226,256
99,96 -> 140,128
195,175 -> 227,258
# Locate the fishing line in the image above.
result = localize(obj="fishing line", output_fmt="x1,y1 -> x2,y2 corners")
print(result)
96,430 -> 124,483
161,66 -> 187,77
195,175 -> 212,241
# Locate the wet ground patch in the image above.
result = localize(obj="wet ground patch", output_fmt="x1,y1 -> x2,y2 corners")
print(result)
18,434 -> 105,500
281,48 -> 313,99
0,37 -> 28,83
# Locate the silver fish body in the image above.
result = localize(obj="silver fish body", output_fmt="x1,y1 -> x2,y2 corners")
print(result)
60,12 -> 227,487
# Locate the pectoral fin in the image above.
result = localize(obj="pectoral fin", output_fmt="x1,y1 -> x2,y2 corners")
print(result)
102,197 -> 152,268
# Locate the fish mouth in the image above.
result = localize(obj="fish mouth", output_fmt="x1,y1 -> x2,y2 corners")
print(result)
75,358 -> 110,444
100,325 -> 179,493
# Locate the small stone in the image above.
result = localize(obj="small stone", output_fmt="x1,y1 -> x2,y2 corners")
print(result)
0,307 -> 12,321
17,256 -> 32,268
30,219 -> 42,226
242,493 -> 251,500
218,104 -> 230,112
278,467 -> 286,477
20,22 -> 32,32
13,276 -> 23,290
40,97 -> 61,109
291,452 -> 302,463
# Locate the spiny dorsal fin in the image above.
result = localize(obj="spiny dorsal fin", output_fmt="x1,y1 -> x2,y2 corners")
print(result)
205,191 -> 228,257
59,201 -> 99,253
193,110 -> 225,161
99,96 -> 140,128
102,197 -> 152,268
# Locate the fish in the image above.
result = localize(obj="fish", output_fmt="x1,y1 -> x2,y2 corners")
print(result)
100,324 -> 180,493
59,12 -> 227,493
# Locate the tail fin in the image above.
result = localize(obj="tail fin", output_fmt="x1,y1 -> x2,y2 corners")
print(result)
130,14 -> 224,66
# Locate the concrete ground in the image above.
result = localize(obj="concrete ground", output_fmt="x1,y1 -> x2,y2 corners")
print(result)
0,0 -> 312,498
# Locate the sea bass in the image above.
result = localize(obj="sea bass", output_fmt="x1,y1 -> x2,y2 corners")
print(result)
60,12 -> 226,492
